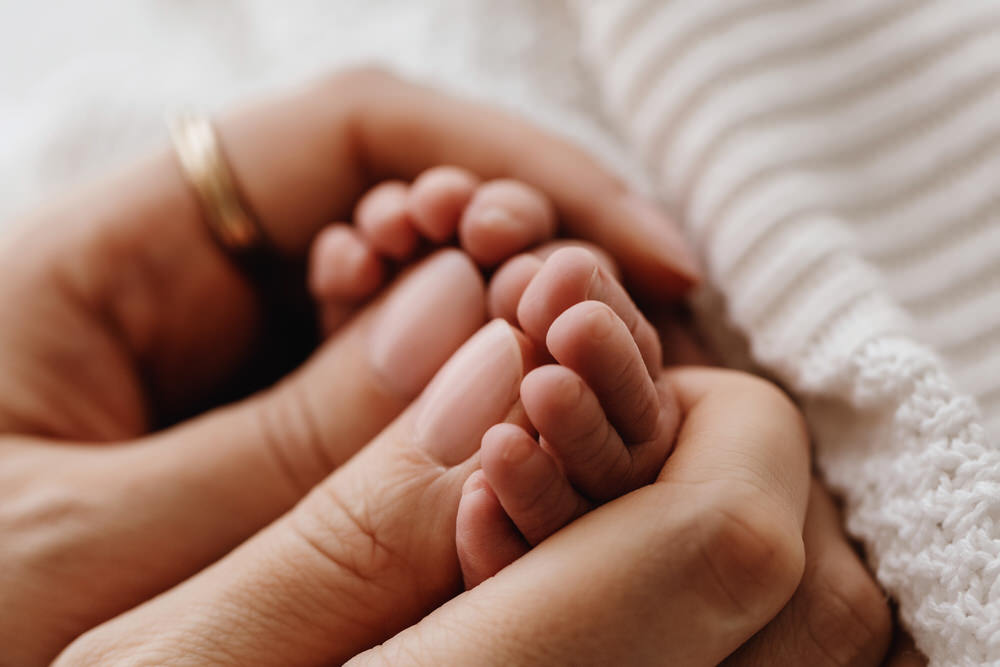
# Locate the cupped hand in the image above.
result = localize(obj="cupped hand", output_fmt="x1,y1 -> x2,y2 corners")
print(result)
0,67 -> 697,441
56,362 -> 813,666
0,250 -> 491,665
355,368 -> 901,666
447,296 -> 902,666
0,69 -> 697,665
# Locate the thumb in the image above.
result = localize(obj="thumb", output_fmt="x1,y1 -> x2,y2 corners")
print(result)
57,319 -> 526,666
33,250 -> 486,660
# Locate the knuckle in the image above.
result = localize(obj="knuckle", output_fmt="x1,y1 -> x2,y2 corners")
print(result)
801,557 -> 892,666
723,372 -> 807,436
279,485 -> 408,638
254,382 -> 335,497
691,492 -> 805,619
291,482 -> 402,591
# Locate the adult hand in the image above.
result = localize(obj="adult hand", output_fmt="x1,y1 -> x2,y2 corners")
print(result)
57,365 -> 811,666
355,369 -> 908,666
722,481 -> 895,666
0,68 -> 697,665
657,317 -> 901,667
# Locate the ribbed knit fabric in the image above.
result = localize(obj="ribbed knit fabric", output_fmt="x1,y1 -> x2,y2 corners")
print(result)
1,1 -> 998,663
572,1 -> 1000,664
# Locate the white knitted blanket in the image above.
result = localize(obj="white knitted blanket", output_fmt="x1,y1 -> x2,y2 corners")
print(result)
1,1 -> 998,664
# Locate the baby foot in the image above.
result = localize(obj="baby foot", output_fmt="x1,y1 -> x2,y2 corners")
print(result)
456,247 -> 682,588
308,166 -> 556,334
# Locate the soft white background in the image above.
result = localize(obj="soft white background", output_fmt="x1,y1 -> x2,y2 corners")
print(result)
0,1 -> 642,230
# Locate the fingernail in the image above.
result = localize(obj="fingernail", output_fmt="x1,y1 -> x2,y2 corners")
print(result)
415,320 -> 524,466
368,250 -> 486,398
500,431 -> 534,464
622,194 -> 701,281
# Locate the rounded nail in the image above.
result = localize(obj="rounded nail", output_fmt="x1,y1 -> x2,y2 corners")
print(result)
368,250 -> 486,398
415,320 -> 524,466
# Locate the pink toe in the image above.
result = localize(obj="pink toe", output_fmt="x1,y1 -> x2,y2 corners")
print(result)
456,470 -> 528,589
520,364 -> 631,501
516,247 -> 597,343
481,423 -> 590,545
459,180 -> 557,267
356,181 -> 420,259
488,254 -> 544,324
408,166 -> 479,242
546,301 -> 660,445
517,247 -> 662,376
308,224 -> 385,301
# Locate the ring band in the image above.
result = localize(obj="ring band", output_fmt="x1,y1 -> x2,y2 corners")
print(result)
168,112 -> 268,255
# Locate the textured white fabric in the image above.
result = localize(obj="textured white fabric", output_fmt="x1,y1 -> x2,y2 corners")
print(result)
571,3 -> 1000,664
1,1 -> 998,664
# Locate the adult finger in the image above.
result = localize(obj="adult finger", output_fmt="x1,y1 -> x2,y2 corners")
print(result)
8,250 -> 485,665
352,367 -> 811,666
57,319 -> 528,666
723,480 -> 892,666
17,69 -> 695,416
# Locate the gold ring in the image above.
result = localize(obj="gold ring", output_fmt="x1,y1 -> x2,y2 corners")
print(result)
168,112 -> 268,255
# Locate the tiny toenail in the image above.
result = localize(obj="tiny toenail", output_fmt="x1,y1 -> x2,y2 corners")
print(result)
555,372 -> 583,408
584,305 -> 616,341
476,207 -> 520,232
501,436 -> 535,465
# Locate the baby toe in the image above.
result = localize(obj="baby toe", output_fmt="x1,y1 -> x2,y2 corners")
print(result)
517,247 -> 661,376
459,180 -> 556,267
487,240 -> 618,324
530,239 -> 621,280
308,224 -> 385,302
408,166 -> 479,242
519,365 -> 633,501
546,301 -> 661,446
488,253 -> 543,324
456,470 -> 528,590
481,423 -> 590,545
355,181 -> 420,259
